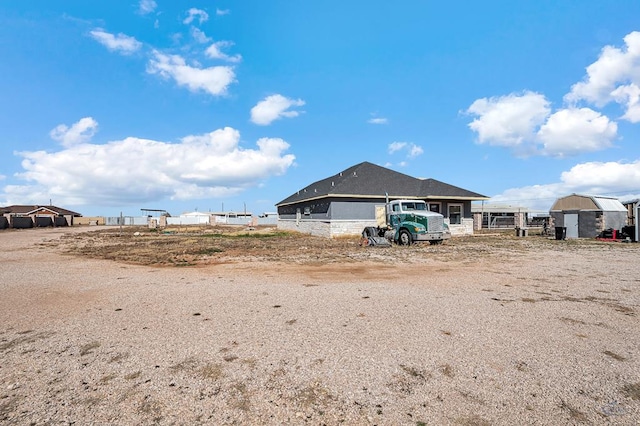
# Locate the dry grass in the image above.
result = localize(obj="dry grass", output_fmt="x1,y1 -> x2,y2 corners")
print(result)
622,382 -> 640,400
79,341 -> 100,356
53,225 -> 639,268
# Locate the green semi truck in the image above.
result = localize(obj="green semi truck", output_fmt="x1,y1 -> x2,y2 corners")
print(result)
362,199 -> 451,246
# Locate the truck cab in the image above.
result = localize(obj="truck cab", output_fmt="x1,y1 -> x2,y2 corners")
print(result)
386,199 -> 450,245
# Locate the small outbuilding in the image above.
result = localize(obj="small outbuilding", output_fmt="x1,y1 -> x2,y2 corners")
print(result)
549,194 -> 627,238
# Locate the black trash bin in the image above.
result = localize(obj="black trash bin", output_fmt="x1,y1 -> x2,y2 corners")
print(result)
555,226 -> 566,240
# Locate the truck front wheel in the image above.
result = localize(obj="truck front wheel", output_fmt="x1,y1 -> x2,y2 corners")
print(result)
398,229 -> 412,246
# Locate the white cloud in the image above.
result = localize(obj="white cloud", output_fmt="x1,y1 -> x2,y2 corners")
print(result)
205,41 -> 242,63
368,117 -> 388,124
147,50 -> 236,96
490,160 -> 640,211
559,161 -> 640,191
612,84 -> 640,123
466,92 -> 618,157
409,144 -> 424,158
49,117 -> 98,148
191,27 -> 211,44
138,0 -> 157,15
388,142 -> 423,158
3,126 -> 295,207
183,8 -> 209,25
90,28 -> 142,54
216,9 -> 230,16
537,108 -> 617,157
250,94 -> 305,126
565,31 -> 640,121
466,91 -> 551,148
388,142 -> 406,153
565,31 -> 640,104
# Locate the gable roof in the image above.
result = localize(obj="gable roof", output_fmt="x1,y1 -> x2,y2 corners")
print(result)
277,162 -> 488,206
0,205 -> 82,216
550,194 -> 626,212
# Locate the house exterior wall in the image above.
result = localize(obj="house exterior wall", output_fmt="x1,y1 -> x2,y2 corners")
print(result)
278,218 -> 378,238
447,218 -> 474,236
278,198 -> 476,237
329,200 -> 385,220
278,199 -> 474,220
277,198 -> 379,221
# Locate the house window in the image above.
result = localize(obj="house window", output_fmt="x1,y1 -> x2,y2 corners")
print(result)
428,203 -> 441,213
448,204 -> 463,225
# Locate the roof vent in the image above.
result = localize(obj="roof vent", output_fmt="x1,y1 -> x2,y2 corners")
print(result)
353,171 -> 357,177
314,188 -> 317,193
331,181 -> 334,186
339,172 -> 342,176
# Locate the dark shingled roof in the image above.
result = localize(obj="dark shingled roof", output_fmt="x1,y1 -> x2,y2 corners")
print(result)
277,162 -> 488,206
0,205 -> 82,216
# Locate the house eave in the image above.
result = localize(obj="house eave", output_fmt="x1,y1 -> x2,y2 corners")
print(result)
276,193 -> 490,207
25,207 -> 59,215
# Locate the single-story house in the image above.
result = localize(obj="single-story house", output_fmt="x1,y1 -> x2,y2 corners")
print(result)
0,205 -> 82,229
276,161 -> 489,238
549,194 -> 627,238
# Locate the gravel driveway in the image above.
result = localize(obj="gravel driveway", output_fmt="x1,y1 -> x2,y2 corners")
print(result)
1,227 -> 639,425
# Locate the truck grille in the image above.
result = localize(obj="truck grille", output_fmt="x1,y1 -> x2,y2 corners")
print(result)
426,215 -> 444,232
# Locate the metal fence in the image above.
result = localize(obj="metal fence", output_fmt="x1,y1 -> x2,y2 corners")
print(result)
105,216 -> 149,226
103,216 -> 279,227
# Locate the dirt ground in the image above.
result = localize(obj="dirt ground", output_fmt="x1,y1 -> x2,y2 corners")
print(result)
1,225 -> 639,425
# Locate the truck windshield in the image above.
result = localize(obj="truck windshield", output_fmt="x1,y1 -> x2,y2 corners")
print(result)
401,202 -> 426,211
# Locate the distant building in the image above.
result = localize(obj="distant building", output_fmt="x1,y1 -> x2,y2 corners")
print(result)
0,204 -> 82,229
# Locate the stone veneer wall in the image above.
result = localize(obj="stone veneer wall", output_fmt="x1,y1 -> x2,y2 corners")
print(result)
278,219 -> 377,238
446,218 -> 474,236
472,212 -> 482,231
279,218 -> 475,238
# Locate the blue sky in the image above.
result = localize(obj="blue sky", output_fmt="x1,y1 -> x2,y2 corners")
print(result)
2,1 -> 640,216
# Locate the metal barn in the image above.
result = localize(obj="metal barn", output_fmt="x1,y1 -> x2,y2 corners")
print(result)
549,194 -> 627,238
